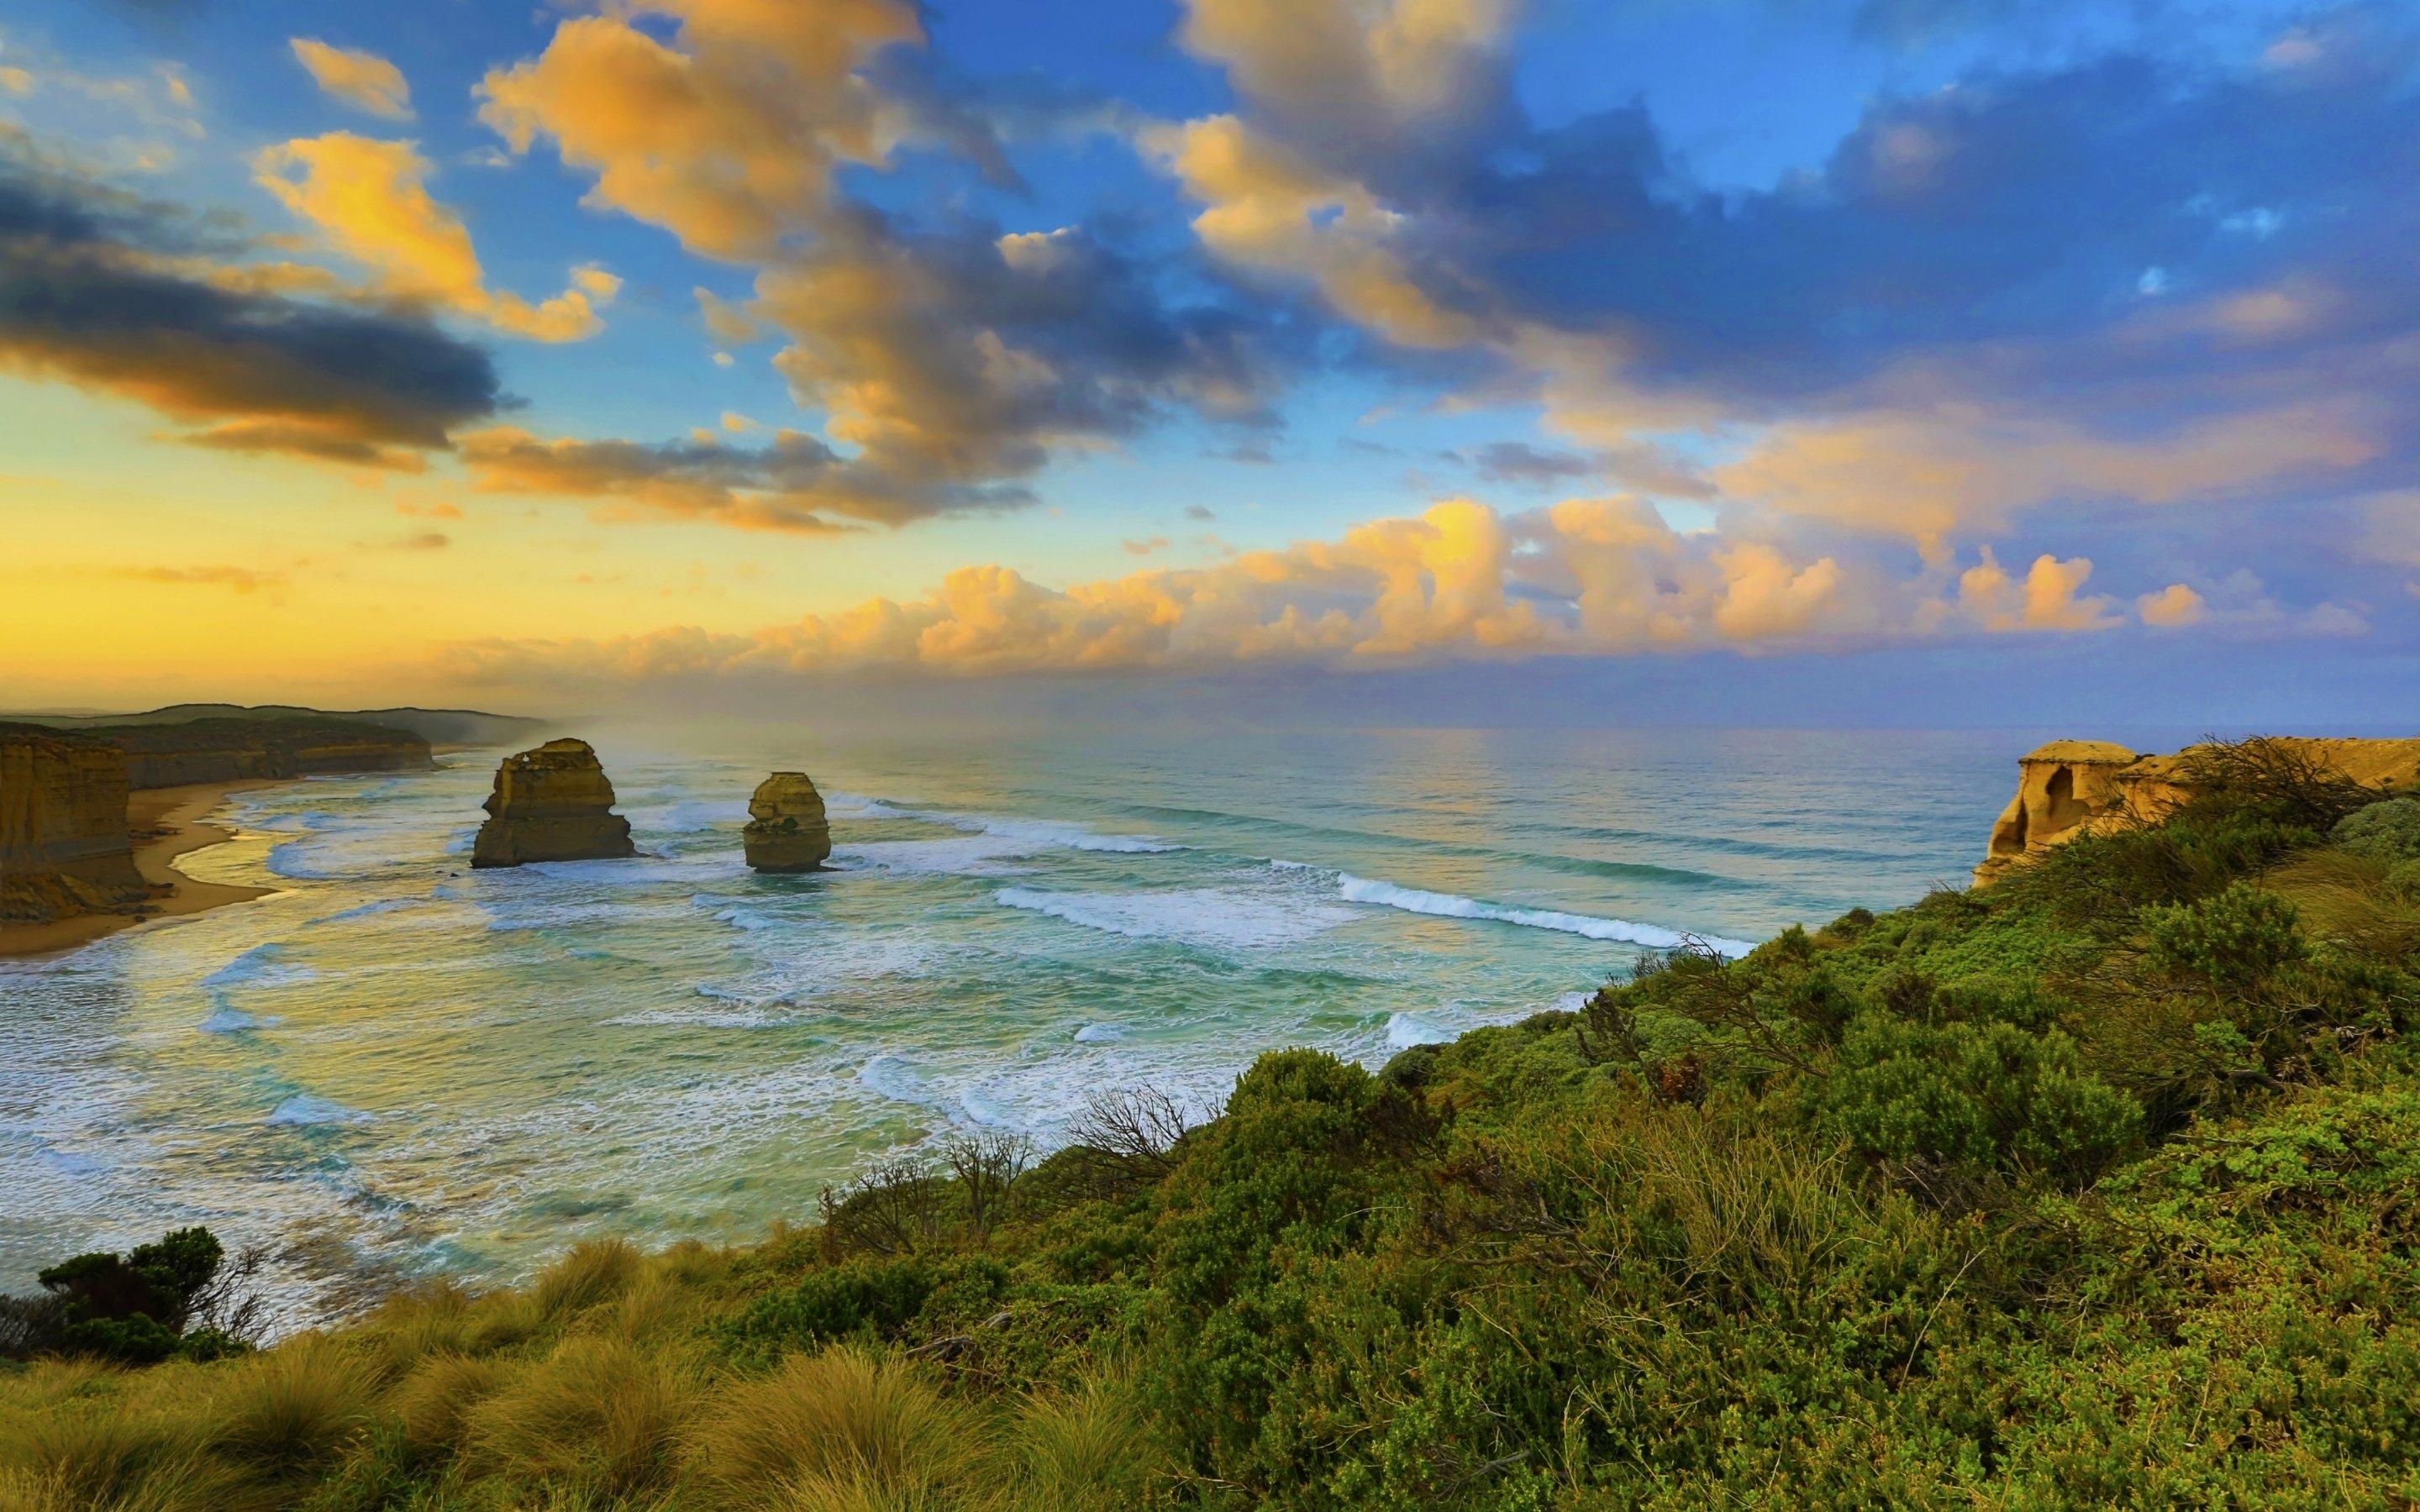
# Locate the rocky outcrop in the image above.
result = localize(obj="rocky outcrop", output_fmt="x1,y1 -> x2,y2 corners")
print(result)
0,725 -> 156,923
1974,736 -> 2420,887
94,717 -> 435,789
470,738 -> 637,869
743,772 -> 832,873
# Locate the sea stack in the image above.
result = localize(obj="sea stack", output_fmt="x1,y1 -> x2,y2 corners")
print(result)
743,772 -> 832,873
470,738 -> 637,869
0,725 -> 156,922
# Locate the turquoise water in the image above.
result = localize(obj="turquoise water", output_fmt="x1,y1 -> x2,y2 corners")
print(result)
0,725 -> 2017,1323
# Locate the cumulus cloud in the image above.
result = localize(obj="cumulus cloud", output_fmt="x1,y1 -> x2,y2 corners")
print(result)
1151,0 -> 2420,559
289,39 -> 413,121
434,496 -> 2270,690
2134,582 -> 2207,627
254,134 -> 617,342
0,141 -> 500,465
471,1 -> 1290,528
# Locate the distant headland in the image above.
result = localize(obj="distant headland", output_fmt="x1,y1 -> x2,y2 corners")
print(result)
0,704 -> 535,958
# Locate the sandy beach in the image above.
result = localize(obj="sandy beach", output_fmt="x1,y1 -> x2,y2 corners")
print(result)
0,780 -> 278,959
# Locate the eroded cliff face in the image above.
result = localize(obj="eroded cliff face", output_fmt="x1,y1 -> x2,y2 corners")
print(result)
471,738 -> 637,869
743,772 -> 832,873
1974,737 -> 2420,886
100,718 -> 435,789
0,727 -> 155,922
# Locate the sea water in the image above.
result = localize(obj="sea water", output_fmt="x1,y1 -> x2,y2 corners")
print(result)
0,724 -> 2018,1324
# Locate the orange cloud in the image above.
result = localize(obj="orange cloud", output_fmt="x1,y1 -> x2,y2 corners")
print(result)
476,0 -> 921,260
431,497 -> 2193,690
254,134 -> 618,342
289,39 -> 413,121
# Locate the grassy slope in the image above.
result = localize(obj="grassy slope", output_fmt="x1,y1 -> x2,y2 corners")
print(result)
7,741 -> 2420,1510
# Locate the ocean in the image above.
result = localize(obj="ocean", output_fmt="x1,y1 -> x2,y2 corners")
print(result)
0,724 -> 2021,1324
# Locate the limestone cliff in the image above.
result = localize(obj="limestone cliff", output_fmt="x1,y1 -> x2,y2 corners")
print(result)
743,772 -> 832,873
471,739 -> 637,869
0,725 -> 156,923
92,717 -> 436,789
1974,736 -> 2420,886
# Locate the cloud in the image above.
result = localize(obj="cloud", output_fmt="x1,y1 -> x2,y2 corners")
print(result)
434,495 -> 2292,690
2137,582 -> 2207,627
289,39 -> 413,121
475,0 -> 927,262
108,563 -> 287,593
1951,549 -> 2117,633
0,141 -> 501,465
253,134 -> 617,342
471,2 -> 1291,530
1153,2 -> 2420,555
460,427 -> 878,532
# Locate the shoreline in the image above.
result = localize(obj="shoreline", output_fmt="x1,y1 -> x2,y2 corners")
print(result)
0,780 -> 282,960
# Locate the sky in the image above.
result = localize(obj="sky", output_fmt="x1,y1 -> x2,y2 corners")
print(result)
1,0 -> 2416,723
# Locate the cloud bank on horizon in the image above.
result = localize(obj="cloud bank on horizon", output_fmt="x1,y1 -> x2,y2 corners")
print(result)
0,0 -> 2413,702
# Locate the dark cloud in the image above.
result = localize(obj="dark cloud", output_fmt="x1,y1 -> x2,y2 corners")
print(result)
0,147 -> 502,465
1459,441 -> 1595,486
459,426 -> 1032,532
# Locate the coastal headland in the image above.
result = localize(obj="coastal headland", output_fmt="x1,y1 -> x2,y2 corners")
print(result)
0,780 -> 276,958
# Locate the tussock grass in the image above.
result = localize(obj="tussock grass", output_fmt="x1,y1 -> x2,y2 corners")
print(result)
466,1332 -> 697,1496
686,1345 -> 981,1507
205,1336 -> 376,1473
532,1238 -> 645,1321
2267,848 -> 2420,960
1002,1378 -> 1168,1512
392,1350 -> 503,1457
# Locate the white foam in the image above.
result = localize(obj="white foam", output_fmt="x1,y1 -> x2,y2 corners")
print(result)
266,1095 -> 372,1127
1385,1011 -> 1455,1049
996,886 -> 1355,951
1072,1023 -> 1126,1043
1327,870 -> 1754,956
203,944 -> 317,992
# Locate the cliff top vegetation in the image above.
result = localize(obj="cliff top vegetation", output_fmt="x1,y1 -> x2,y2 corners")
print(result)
6,738 -> 2419,1509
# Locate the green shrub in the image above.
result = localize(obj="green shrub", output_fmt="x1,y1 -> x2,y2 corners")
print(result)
724,1257 -> 937,1366
1818,1012 -> 2142,1189
2144,883 -> 2307,992
2336,796 -> 2420,863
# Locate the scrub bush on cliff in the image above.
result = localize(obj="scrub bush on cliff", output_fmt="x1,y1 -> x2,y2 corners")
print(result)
1,1226 -> 260,1363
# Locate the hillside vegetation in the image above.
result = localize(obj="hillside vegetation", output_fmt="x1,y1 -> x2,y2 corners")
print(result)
7,738 -> 2420,1509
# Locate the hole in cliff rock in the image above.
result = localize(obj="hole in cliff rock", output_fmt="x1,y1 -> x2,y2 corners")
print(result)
2044,765 -> 2088,832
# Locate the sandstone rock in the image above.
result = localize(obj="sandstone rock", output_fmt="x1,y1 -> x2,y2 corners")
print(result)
1972,741 -> 2139,888
0,725 -> 155,923
743,772 -> 832,873
1973,736 -> 2420,887
470,738 -> 636,869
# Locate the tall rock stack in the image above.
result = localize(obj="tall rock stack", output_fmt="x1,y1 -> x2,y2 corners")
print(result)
0,726 -> 155,922
470,738 -> 638,869
743,772 -> 832,873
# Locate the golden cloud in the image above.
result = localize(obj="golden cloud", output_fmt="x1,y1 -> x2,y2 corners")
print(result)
289,39 -> 413,122
254,134 -> 617,342
433,496 -> 2210,691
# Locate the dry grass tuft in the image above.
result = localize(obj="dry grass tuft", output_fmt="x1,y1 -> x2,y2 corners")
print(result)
466,1333 -> 697,1496
206,1336 -> 376,1473
392,1350 -> 504,1457
686,1346 -> 981,1507
532,1239 -> 645,1321
0,1403 -> 216,1510
1002,1379 -> 1168,1511
2265,848 -> 2420,961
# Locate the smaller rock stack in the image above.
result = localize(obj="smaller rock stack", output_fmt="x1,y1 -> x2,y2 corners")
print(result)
743,772 -> 832,873
470,738 -> 637,869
